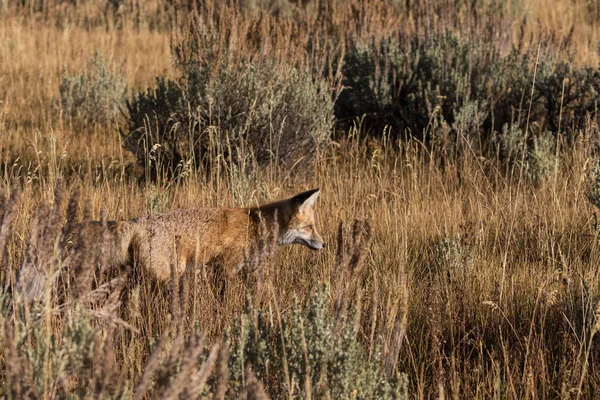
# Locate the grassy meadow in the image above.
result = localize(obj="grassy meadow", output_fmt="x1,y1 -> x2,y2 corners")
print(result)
1,0 -> 600,398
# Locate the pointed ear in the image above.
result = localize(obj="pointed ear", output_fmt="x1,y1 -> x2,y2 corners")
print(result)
294,188 -> 320,211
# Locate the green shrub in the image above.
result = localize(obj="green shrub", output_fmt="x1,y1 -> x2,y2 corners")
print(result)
58,52 -> 126,126
336,34 -> 504,140
336,32 -> 600,146
527,130 -> 557,181
587,157 -> 600,211
3,298 -> 125,398
496,123 -> 557,182
534,59 -> 600,133
226,285 -> 407,399
123,45 -> 334,180
122,77 -> 190,181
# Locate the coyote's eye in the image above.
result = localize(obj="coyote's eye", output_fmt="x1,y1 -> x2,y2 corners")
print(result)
305,224 -> 313,231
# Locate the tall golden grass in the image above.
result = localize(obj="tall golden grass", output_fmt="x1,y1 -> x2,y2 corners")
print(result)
1,0 -> 600,398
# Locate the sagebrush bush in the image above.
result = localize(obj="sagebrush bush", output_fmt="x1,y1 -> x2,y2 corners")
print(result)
586,157 -> 600,211
336,32 -> 600,148
496,124 -> 557,182
123,43 -> 334,179
527,131 -> 557,181
534,56 -> 600,133
227,285 -> 407,399
58,52 -> 126,126
336,34 -> 499,140
122,77 -> 190,180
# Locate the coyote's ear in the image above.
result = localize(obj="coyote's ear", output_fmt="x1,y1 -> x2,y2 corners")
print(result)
294,188 -> 320,211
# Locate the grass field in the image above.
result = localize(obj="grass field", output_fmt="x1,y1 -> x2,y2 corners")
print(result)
1,0 -> 600,398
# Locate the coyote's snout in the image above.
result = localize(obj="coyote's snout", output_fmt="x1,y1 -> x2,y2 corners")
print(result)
74,189 -> 324,281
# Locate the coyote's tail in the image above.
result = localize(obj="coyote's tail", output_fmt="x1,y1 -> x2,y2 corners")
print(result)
69,220 -> 140,267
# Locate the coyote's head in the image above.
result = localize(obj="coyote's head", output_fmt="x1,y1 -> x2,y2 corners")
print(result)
278,188 -> 325,250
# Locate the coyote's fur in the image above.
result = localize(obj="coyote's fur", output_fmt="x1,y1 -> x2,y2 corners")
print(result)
73,189 -> 324,281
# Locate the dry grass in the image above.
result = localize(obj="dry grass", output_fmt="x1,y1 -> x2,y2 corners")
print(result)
1,0 -> 600,398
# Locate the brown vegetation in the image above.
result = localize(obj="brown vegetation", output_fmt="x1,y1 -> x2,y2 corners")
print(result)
1,0 -> 600,398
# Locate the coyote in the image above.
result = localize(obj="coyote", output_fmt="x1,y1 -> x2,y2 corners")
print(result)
74,188 -> 325,281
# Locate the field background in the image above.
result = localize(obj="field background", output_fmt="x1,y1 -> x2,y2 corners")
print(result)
1,0 -> 600,398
